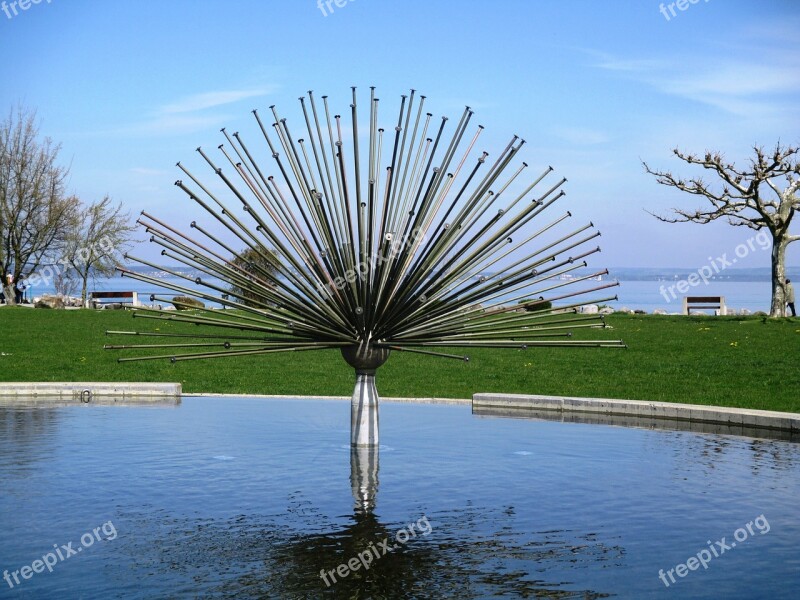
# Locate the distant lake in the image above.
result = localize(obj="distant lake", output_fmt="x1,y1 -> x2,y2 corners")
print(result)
609,280 -> 773,313
20,267 -> 798,314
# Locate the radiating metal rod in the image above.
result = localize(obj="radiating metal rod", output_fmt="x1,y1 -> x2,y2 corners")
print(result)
115,344 -> 339,363
106,330 -> 302,342
375,345 -> 469,361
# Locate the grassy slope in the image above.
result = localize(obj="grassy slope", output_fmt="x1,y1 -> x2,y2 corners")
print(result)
0,308 -> 798,412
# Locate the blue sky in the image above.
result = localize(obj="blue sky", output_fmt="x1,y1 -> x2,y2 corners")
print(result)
1,0 -> 798,269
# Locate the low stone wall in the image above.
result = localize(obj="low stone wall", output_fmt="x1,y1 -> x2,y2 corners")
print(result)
0,382 -> 181,403
472,392 -> 800,435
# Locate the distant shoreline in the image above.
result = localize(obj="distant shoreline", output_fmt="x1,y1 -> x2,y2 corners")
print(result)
606,266 -> 800,283
13,266 -> 799,315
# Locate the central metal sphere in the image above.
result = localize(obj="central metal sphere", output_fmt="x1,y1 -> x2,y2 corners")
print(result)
341,344 -> 391,371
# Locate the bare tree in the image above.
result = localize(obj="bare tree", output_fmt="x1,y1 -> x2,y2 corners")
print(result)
644,143 -> 799,317
0,106 -> 78,304
53,269 -> 79,298
65,196 -> 137,307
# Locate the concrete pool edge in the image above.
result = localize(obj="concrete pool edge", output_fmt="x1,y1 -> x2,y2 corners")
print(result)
472,393 -> 800,433
181,393 -> 471,405
0,382 -> 181,400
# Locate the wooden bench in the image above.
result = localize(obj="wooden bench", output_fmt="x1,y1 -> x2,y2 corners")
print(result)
90,291 -> 139,308
682,295 -> 726,316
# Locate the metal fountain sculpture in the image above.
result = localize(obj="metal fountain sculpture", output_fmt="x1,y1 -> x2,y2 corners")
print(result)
106,87 -> 625,447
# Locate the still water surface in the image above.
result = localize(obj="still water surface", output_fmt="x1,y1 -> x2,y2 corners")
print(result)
1,397 -> 798,598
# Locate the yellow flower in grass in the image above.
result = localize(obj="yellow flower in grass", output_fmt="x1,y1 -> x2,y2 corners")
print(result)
729,341 -> 738,348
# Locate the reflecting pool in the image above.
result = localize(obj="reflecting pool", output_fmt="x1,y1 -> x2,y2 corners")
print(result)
1,397 -> 798,598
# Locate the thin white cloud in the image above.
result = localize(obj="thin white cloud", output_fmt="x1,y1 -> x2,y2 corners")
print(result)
591,49 -> 800,117
160,88 -> 274,114
593,57 -> 668,72
129,167 -> 171,176
121,113 -> 233,136
660,63 -> 800,98
104,87 -> 277,137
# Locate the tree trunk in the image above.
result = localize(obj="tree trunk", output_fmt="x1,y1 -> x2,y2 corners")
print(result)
81,276 -> 88,308
3,284 -> 15,305
769,236 -> 788,317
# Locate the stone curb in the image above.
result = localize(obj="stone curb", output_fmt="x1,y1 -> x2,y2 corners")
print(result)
472,393 -> 800,433
0,382 -> 181,400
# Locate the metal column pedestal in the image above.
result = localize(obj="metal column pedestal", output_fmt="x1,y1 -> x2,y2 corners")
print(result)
350,369 -> 379,447
342,345 -> 390,448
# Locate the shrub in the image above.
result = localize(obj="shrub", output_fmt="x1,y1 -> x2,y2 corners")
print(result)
518,298 -> 552,311
172,296 -> 205,310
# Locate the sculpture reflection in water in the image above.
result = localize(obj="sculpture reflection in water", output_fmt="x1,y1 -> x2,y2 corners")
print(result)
351,445 -> 378,514
113,445 -> 623,598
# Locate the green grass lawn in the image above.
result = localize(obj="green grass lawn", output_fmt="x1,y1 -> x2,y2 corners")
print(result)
1,307 -> 798,412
